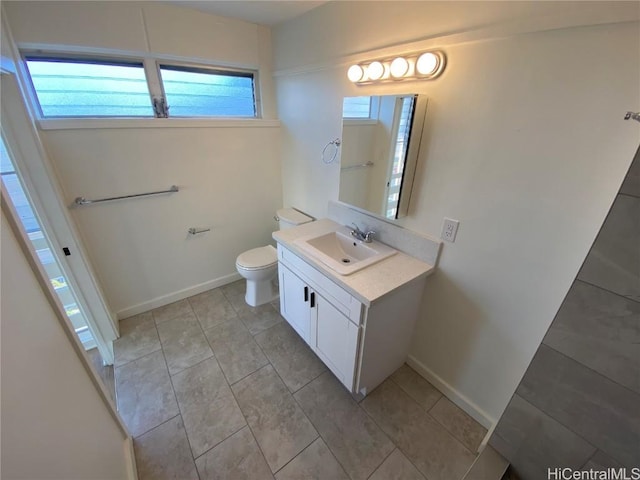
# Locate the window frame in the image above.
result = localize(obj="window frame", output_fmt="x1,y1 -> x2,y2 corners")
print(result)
20,50 -> 262,122
22,52 -> 156,119
156,60 -> 260,119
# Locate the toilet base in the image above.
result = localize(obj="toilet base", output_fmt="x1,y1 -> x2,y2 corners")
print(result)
245,278 -> 278,307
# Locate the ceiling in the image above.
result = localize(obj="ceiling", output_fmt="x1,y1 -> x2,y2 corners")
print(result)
171,1 -> 327,26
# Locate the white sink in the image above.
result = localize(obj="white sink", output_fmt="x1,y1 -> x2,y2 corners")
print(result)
294,227 -> 397,275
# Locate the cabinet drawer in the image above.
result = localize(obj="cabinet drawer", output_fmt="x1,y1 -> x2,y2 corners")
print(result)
278,244 -> 362,325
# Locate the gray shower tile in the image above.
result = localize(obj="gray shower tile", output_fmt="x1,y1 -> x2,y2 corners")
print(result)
390,364 -> 442,411
203,319 -> 268,385
582,450 -> 623,470
155,312 -> 213,375
255,322 -> 326,392
152,299 -> 193,325
490,394 -> 596,480
294,372 -> 394,480
232,365 -> 318,473
518,345 -> 640,466
114,311 -> 161,367
361,379 -> 475,480
172,357 -> 246,458
578,194 -> 640,302
195,426 -> 273,480
275,437 -> 349,480
429,396 -> 487,453
368,449 -> 425,480
115,350 -> 179,437
543,280 -> 640,394
189,288 -> 239,331
133,415 -> 199,480
620,147 -> 640,197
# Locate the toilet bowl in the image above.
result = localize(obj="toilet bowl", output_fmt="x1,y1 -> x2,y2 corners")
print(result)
235,208 -> 313,307
235,245 -> 278,307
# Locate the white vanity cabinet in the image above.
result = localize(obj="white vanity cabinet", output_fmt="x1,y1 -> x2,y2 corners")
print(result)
277,243 -> 427,396
278,247 -> 361,389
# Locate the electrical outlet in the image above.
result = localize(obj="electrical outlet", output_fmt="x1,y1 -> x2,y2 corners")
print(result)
441,218 -> 459,242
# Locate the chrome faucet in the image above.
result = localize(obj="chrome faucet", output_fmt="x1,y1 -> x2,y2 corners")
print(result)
350,223 -> 375,243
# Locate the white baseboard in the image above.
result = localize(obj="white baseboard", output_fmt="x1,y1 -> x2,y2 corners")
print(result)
124,436 -> 138,480
406,355 -> 495,432
115,272 -> 242,320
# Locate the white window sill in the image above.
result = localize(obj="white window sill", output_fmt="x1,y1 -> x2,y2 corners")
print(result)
342,119 -> 378,126
37,118 -> 281,131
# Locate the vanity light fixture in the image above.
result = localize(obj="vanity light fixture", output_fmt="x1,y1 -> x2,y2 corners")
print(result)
347,64 -> 365,83
390,57 -> 409,78
366,61 -> 385,81
347,50 -> 445,84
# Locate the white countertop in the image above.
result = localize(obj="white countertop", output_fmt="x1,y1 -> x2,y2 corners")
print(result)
273,218 -> 435,306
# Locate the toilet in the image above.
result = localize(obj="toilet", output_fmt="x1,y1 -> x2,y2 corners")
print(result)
235,208 -> 313,307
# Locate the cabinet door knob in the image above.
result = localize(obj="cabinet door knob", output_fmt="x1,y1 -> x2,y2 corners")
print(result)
310,292 -> 316,308
304,286 -> 309,302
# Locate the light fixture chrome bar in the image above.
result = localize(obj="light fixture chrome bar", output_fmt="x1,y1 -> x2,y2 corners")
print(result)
73,185 -> 179,207
341,161 -> 374,171
624,111 -> 640,123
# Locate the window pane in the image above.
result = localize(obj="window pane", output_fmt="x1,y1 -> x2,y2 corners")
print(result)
0,136 -> 93,345
160,66 -> 255,117
25,58 -> 153,117
343,96 -> 371,118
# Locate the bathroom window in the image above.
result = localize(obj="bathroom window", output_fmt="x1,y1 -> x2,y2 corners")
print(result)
23,54 -> 258,119
25,57 -> 154,118
342,96 -> 372,119
159,65 -> 256,117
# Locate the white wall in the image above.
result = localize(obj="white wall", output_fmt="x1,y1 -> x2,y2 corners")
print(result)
4,2 -> 283,317
42,126 -> 281,316
274,2 -> 640,425
1,211 -> 130,479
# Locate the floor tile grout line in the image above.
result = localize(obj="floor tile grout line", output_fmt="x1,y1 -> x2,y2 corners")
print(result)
131,413 -> 182,442
200,307 -> 272,388
536,342 -> 640,399
365,447 -> 399,480
289,366 -> 327,395
574,278 -> 640,305
226,363 -> 286,476
424,407 -> 477,457
159,318 -> 205,467
389,372 -> 481,456
191,423 -> 248,465
114,345 -> 163,371
358,382 -> 442,480
290,370 -> 386,480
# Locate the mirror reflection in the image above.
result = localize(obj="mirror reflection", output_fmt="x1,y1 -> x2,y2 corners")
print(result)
338,94 -> 427,219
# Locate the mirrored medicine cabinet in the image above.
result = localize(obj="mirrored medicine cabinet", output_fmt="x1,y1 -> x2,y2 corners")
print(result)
338,94 -> 428,220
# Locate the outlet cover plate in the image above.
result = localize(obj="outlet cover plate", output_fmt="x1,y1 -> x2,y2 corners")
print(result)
441,218 -> 459,242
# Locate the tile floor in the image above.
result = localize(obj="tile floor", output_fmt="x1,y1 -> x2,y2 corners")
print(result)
114,281 -> 487,480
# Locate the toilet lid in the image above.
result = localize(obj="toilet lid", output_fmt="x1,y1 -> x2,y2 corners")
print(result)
236,245 -> 278,270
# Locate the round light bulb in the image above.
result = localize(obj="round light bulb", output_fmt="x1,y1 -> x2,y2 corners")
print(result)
367,61 -> 384,81
416,52 -> 439,75
347,64 -> 364,83
390,57 -> 409,78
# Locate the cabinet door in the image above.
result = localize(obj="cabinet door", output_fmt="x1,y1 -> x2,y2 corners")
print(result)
311,292 -> 360,390
278,264 -> 311,343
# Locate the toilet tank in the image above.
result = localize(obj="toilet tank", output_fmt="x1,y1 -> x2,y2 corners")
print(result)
276,208 -> 313,230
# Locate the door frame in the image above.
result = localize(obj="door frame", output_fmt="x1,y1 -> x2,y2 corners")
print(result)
1,71 -> 118,364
